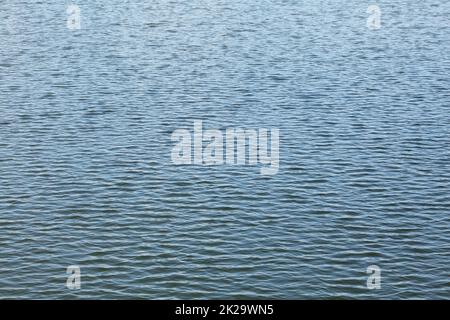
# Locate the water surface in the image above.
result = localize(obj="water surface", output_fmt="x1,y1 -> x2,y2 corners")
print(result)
0,1 -> 449,299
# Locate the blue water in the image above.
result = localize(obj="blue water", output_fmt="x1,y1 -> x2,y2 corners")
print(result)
0,1 -> 449,299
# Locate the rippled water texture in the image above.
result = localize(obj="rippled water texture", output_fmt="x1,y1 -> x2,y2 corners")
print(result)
0,1 -> 449,299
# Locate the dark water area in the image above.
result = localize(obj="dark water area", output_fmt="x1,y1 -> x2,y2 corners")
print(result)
0,1 -> 449,299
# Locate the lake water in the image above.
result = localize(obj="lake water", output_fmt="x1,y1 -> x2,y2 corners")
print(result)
0,1 -> 449,299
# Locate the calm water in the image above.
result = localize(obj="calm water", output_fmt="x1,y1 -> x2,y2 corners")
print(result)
0,1 -> 449,299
